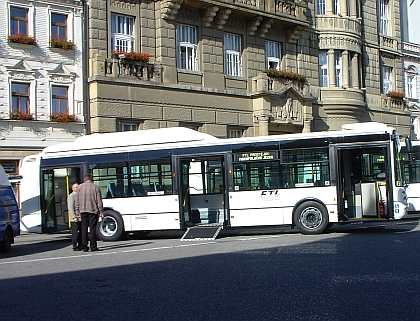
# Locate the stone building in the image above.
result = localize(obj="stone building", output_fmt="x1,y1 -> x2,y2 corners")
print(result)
86,0 -> 410,138
400,0 -> 420,139
0,0 -> 85,175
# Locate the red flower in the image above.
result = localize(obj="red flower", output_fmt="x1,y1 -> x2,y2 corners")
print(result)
111,50 -> 151,63
8,33 -> 37,45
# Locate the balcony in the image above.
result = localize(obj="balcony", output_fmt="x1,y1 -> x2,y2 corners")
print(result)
252,72 -> 309,97
316,16 -> 362,35
162,0 -> 308,41
381,96 -> 407,112
97,57 -> 162,82
379,35 -> 399,54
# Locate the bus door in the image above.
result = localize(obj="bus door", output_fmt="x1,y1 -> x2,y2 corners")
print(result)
178,156 -> 227,229
41,167 -> 81,233
336,145 -> 391,220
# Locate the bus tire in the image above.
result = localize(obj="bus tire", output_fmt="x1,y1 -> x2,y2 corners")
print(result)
97,210 -> 124,242
294,201 -> 329,235
0,227 -> 13,253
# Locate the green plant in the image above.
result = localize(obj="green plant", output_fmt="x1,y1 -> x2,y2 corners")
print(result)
10,109 -> 33,120
112,50 -> 151,63
262,69 -> 307,82
50,36 -> 74,50
386,90 -> 405,99
7,33 -> 37,45
50,112 -> 78,123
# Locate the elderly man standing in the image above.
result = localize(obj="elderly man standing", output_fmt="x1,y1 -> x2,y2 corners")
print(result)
68,182 -> 81,251
75,173 -> 104,252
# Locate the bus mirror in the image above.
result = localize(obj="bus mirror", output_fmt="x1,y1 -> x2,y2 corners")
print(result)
405,136 -> 412,153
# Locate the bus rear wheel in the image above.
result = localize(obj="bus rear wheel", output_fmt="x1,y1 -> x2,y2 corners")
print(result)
0,228 -> 12,253
294,201 -> 329,235
97,210 -> 124,241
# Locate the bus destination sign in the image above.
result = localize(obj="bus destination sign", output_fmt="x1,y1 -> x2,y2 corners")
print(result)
235,151 -> 277,162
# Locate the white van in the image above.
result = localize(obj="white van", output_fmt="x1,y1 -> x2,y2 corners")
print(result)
0,165 -> 20,252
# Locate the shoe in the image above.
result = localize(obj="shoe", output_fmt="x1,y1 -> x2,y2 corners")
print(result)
73,248 -> 81,251
82,248 -> 89,252
90,248 -> 102,252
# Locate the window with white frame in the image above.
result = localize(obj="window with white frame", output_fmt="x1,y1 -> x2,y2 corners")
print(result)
111,14 -> 134,52
51,86 -> 68,114
406,68 -> 417,98
11,82 -> 30,114
333,0 -> 340,15
266,41 -> 281,70
379,0 -> 389,36
316,0 -> 326,14
224,33 -> 242,77
407,75 -> 415,98
51,13 -> 67,39
177,24 -> 197,71
10,6 -> 28,35
318,52 -> 328,87
334,52 -> 342,87
120,122 -> 139,132
382,66 -> 393,94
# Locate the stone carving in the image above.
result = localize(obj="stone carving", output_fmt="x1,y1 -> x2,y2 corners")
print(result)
215,9 -> 231,30
203,6 -> 219,27
248,17 -> 263,36
111,0 -> 137,10
161,0 -> 184,20
272,94 -> 302,123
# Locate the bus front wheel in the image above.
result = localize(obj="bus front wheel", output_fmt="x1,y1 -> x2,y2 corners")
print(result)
294,201 -> 329,235
97,210 -> 124,241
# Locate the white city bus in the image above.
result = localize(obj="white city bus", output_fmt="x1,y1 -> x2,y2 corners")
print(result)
401,140 -> 420,214
20,122 -> 408,240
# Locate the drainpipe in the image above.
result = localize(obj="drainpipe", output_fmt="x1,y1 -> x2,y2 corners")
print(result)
81,0 -> 90,134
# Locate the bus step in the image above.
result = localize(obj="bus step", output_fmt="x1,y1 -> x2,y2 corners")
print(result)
181,225 -> 222,241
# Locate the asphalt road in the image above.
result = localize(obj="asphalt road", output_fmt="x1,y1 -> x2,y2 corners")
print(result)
1,220 -> 420,321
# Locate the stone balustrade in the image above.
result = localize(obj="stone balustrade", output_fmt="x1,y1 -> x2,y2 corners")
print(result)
104,58 -> 162,82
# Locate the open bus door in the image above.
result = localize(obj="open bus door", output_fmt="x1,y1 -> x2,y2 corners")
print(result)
41,167 -> 81,233
178,156 -> 228,231
336,145 -> 392,221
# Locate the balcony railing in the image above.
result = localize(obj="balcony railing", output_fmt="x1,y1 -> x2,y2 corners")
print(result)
381,96 -> 406,111
164,0 -> 307,22
104,58 -> 162,82
252,72 -> 309,96
380,35 -> 399,52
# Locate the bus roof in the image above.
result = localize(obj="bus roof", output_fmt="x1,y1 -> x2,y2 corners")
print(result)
40,122 -> 395,157
42,127 -> 218,154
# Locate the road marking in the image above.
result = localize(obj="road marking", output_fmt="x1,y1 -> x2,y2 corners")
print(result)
0,241 -> 218,265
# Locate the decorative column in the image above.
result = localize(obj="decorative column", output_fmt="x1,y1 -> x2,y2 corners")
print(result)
351,53 -> 360,89
342,50 -> 349,88
326,0 -> 333,15
257,115 -> 270,136
328,49 -> 336,87
340,0 -> 347,15
350,0 -> 357,18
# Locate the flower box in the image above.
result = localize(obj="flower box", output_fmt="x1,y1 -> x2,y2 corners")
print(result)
50,112 -> 78,123
386,90 -> 405,99
10,110 -> 33,120
263,69 -> 307,82
111,50 -> 151,63
50,37 -> 75,51
7,33 -> 37,46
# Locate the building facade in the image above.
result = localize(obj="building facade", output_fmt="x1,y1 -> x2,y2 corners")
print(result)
400,0 -> 420,139
0,0 -> 85,175
86,0 -> 410,138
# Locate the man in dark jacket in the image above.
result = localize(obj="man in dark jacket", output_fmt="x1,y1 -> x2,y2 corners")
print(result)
75,173 -> 104,252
